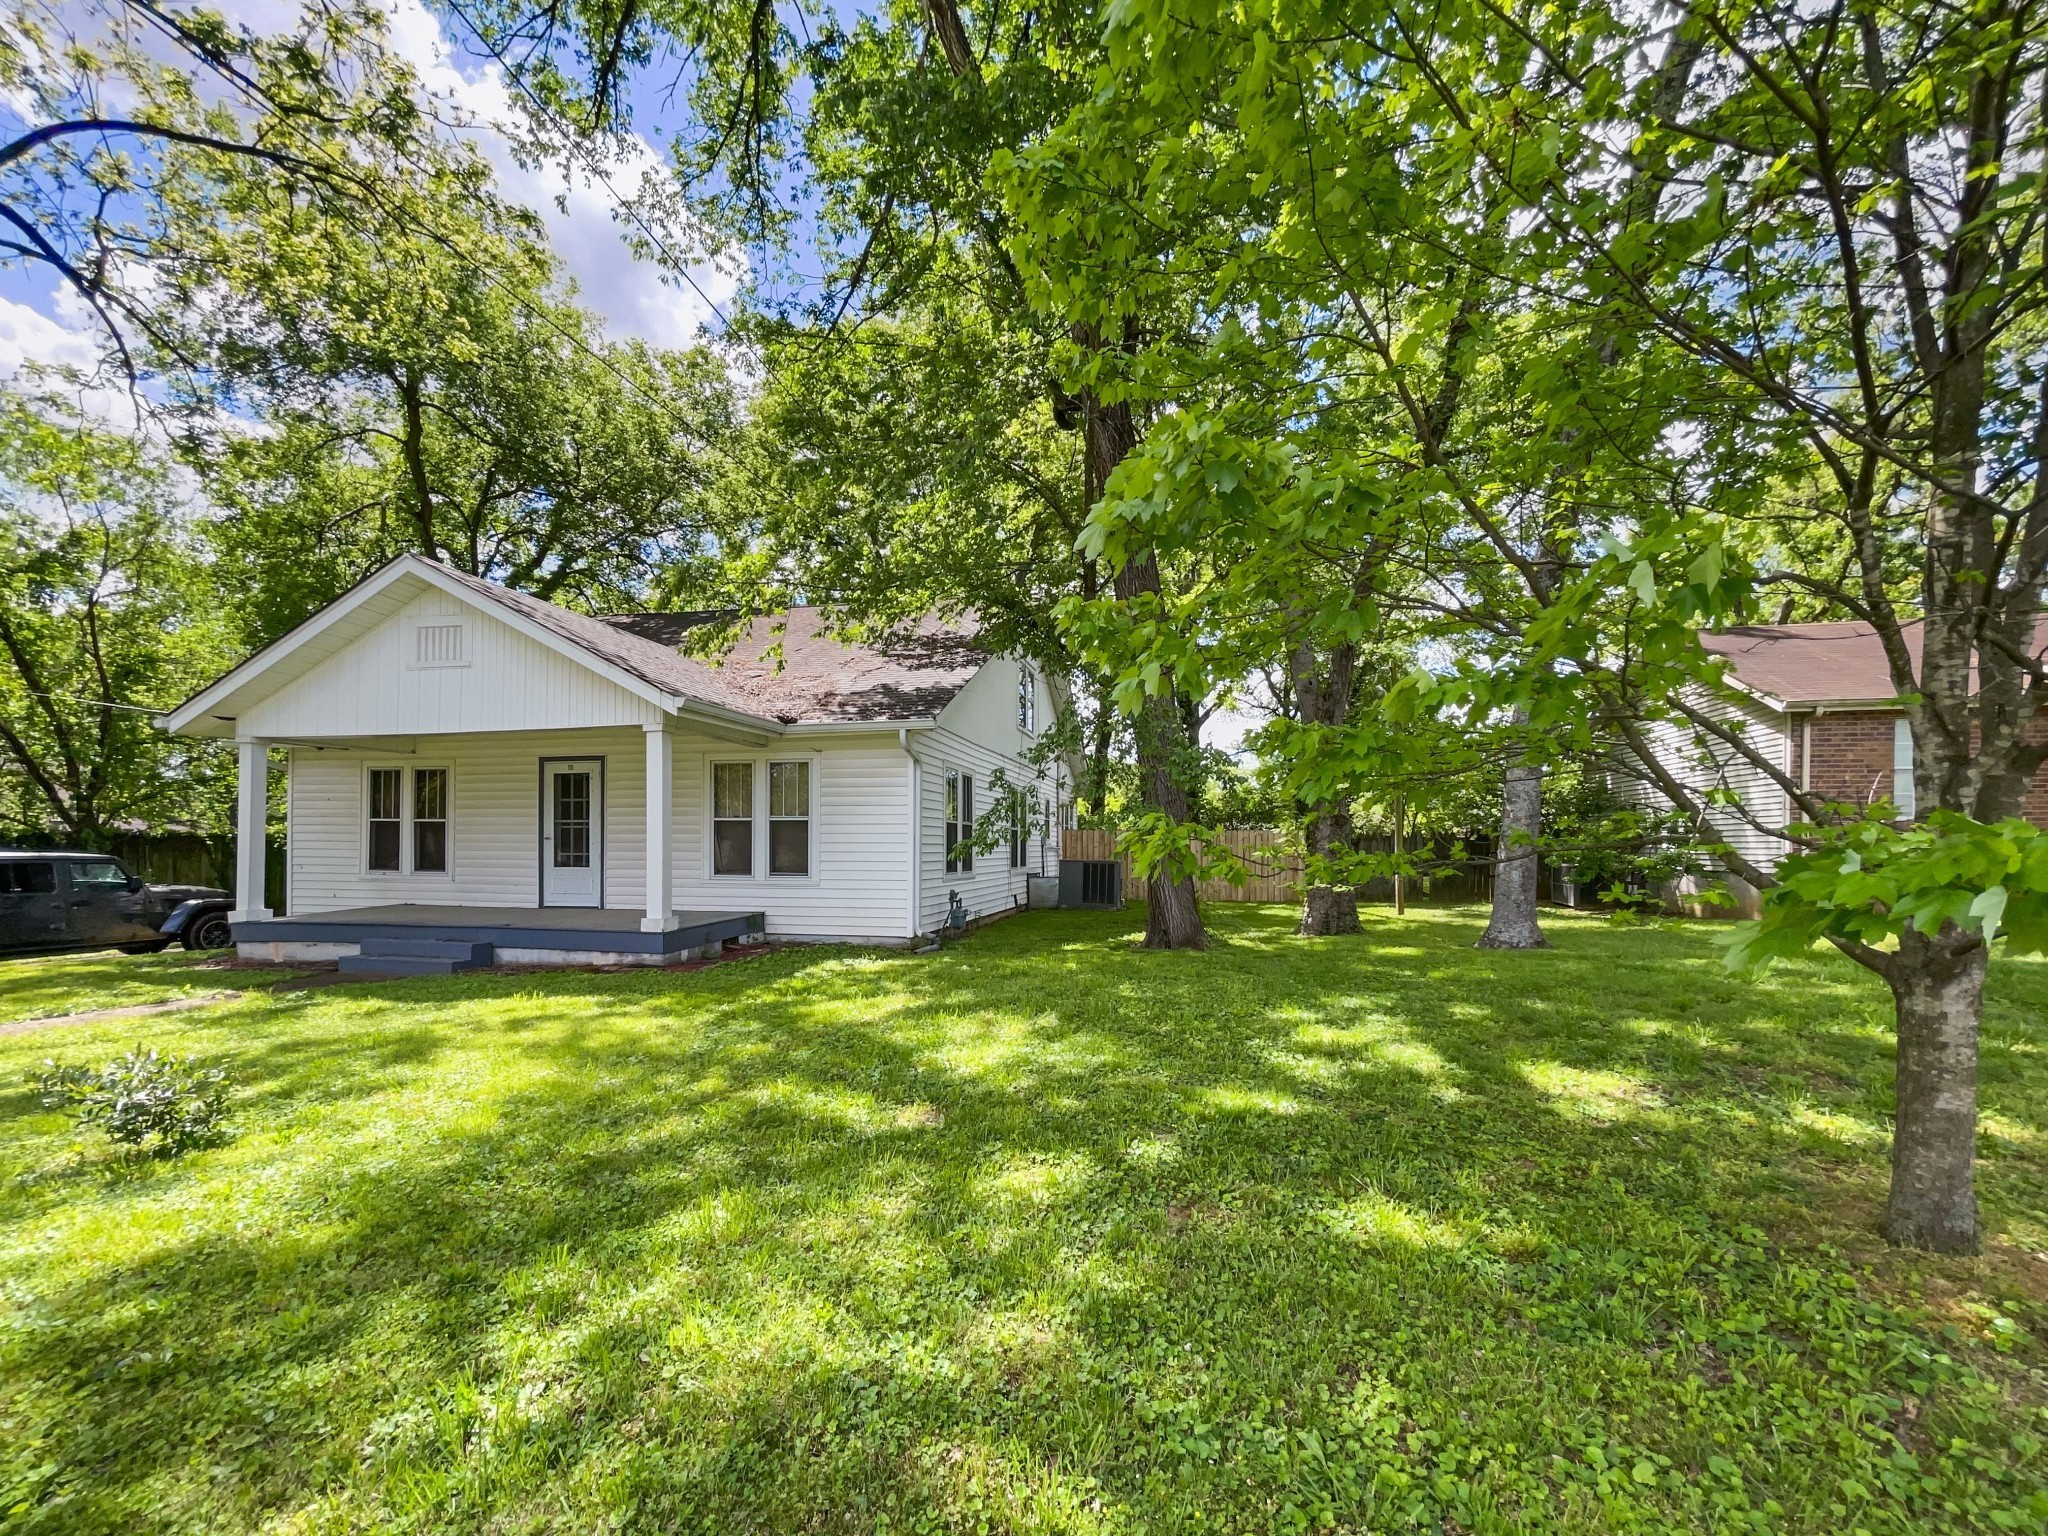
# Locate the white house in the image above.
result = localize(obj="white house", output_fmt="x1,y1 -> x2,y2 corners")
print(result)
159,556 -> 1068,971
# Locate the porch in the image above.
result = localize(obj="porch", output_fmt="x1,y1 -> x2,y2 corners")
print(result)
232,903 -> 766,972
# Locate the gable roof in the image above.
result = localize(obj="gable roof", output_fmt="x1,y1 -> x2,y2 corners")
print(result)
159,555 -> 987,736
1703,616 -> 2048,708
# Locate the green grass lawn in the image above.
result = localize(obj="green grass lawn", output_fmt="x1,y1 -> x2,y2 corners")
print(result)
0,949 -> 246,1025
0,906 -> 2043,1534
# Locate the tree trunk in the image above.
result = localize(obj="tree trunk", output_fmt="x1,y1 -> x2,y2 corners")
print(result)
1080,324 -> 1205,950
1300,805 -> 1361,935
1883,928 -> 1985,1254
1478,713 -> 1547,949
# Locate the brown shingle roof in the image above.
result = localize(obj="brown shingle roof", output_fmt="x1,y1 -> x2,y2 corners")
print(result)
439,566 -> 985,724
1702,617 -> 2048,707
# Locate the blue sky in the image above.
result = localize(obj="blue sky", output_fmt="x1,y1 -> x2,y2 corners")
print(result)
0,0 -> 754,394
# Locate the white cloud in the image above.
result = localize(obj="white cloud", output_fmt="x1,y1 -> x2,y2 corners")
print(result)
347,0 -> 737,348
0,0 -> 735,391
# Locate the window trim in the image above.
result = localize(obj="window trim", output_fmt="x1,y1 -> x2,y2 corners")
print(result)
362,762 -> 455,879
1008,787 -> 1030,869
1017,667 -> 1037,733
704,753 -> 824,883
710,759 -> 756,879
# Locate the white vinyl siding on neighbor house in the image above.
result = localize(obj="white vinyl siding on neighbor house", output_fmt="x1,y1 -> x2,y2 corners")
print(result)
1893,718 -> 1917,818
1622,684 -> 1793,877
242,590 -> 660,739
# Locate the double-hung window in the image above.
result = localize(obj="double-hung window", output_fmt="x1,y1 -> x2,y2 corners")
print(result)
413,768 -> 449,872
368,768 -> 404,872
713,762 -> 753,875
946,771 -> 974,873
1009,790 -> 1030,868
368,766 -> 449,874
769,760 -> 810,875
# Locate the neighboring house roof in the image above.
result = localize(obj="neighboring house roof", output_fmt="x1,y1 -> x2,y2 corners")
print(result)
1702,617 -> 2048,708
160,555 -> 988,736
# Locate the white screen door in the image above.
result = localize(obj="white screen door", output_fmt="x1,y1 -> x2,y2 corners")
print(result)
541,760 -> 602,906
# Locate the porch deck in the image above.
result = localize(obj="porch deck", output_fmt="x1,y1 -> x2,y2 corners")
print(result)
234,904 -> 765,958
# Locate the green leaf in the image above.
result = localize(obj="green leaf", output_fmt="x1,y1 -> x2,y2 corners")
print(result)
1970,885 -> 2008,942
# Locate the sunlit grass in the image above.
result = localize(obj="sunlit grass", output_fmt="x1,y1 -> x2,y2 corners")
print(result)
0,904 -> 2043,1533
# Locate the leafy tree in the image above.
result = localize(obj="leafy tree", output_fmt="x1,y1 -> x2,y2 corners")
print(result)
1006,0 -> 2048,1253
0,0 -> 449,383
0,391 -> 232,846
476,0 -> 1218,947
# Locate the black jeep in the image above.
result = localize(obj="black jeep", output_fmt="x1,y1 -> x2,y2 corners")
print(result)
0,850 -> 233,957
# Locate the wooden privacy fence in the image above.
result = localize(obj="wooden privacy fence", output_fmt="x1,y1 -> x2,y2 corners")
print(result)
1059,829 -> 1498,905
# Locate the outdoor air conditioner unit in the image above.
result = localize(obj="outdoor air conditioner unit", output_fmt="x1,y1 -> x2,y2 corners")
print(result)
1058,858 -> 1122,909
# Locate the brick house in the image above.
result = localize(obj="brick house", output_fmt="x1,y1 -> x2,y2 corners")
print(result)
1621,618 -> 2048,914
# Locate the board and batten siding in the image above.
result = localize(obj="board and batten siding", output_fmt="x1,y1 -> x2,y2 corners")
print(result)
244,589 -> 659,739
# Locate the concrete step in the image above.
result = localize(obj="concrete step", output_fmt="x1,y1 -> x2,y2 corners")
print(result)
357,937 -> 495,965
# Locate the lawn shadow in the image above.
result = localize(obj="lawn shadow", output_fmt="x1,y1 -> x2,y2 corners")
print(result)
2,903 -> 2041,1530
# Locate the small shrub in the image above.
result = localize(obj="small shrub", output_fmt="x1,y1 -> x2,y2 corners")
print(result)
34,1048 -> 232,1156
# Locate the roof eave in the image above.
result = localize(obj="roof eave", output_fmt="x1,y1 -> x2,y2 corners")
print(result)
782,716 -> 941,735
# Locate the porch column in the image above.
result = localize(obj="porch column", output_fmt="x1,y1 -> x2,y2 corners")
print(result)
230,738 -> 271,923
642,722 -> 676,931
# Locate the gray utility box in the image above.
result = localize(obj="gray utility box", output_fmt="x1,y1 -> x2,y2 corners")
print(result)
1058,859 -> 1123,909
1026,874 -> 1061,909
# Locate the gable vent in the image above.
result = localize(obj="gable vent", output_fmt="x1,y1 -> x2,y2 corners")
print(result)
415,623 -> 467,667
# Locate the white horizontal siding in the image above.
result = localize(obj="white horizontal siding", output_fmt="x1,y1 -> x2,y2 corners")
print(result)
912,725 -> 1058,933
669,737 -> 914,941
246,591 -> 657,738
284,728 -> 647,913
284,729 -> 918,939
1621,685 -> 1791,875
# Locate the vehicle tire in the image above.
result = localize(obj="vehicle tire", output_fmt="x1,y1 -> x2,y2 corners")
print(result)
118,940 -> 172,954
182,911 -> 235,951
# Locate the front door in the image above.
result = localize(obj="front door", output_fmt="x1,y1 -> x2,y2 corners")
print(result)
541,759 -> 603,907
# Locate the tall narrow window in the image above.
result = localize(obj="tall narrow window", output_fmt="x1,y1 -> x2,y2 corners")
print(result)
946,771 -> 974,873
1009,790 -> 1029,868
413,767 -> 449,872
368,768 -> 403,871
1018,669 -> 1036,732
1893,718 -> 1916,819
713,762 -> 753,875
769,760 -> 810,875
